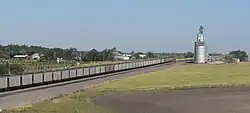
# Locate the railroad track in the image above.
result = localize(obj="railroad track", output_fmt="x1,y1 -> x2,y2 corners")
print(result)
0,58 -> 176,93
0,61 -> 175,97
0,59 -> 180,110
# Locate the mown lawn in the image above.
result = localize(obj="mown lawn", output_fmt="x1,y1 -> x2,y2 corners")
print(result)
98,62 -> 250,90
4,62 -> 250,113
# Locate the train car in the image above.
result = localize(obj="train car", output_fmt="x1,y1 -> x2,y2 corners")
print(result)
0,58 -> 176,92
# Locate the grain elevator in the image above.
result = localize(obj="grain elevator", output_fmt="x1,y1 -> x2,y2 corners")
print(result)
194,25 -> 207,64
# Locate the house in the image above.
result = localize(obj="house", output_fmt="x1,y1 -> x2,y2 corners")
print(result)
114,56 -> 130,60
112,51 -> 130,60
57,57 -> 65,63
13,55 -> 29,59
232,58 -> 240,63
139,54 -> 147,58
123,53 -> 132,57
31,53 -> 40,60
112,51 -> 122,56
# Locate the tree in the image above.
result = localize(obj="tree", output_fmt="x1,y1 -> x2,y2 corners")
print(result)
19,49 -> 27,55
0,64 -> 8,76
225,54 -> 234,63
184,52 -> 194,58
83,49 -> 99,61
134,52 -> 143,59
44,50 -> 55,61
0,62 -> 24,75
111,47 -> 117,52
62,49 -> 73,60
97,49 -> 114,61
146,52 -> 155,58
229,50 -> 248,62
0,50 -> 8,58
10,63 -> 24,75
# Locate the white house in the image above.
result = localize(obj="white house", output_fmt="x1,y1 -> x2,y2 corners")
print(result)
114,56 -> 130,60
13,55 -> 29,59
112,51 -> 131,60
139,54 -> 146,58
57,57 -> 65,63
123,54 -> 132,57
233,58 -> 240,63
31,53 -> 40,60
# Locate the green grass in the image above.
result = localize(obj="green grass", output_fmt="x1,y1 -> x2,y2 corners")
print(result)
4,62 -> 250,113
98,62 -> 250,90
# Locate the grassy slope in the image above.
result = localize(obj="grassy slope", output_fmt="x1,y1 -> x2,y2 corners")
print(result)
4,62 -> 250,113
98,62 -> 250,90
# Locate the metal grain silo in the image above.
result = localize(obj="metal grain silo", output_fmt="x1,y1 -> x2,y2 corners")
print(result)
194,26 -> 207,64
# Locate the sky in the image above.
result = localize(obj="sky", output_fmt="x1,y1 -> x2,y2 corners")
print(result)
0,0 -> 250,53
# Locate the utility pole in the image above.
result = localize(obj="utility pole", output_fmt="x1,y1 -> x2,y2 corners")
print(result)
103,50 -> 105,61
8,48 -> 11,75
7,60 -> 10,75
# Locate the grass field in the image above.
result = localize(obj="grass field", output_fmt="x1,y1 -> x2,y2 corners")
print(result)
4,62 -> 250,113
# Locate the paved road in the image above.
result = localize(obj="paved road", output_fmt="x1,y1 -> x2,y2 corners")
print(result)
0,62 -> 174,110
97,87 -> 250,113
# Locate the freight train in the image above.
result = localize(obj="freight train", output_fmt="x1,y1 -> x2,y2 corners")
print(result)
0,58 -> 185,93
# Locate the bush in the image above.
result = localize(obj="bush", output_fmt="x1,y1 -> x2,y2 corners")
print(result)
0,64 -> 8,76
0,63 -> 24,75
10,63 -> 24,75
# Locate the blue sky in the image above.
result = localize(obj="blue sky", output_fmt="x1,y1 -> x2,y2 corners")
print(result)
0,0 -> 250,53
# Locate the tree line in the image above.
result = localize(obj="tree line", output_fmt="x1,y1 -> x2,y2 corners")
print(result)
0,45 -> 161,61
0,45 -> 158,75
225,50 -> 248,62
0,44 -> 200,76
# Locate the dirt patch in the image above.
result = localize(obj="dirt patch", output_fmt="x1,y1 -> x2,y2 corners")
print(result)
96,87 -> 250,113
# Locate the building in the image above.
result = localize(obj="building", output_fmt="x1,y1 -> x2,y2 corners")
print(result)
13,55 -> 29,59
114,56 -> 130,60
194,25 -> 207,64
31,53 -> 40,60
139,54 -> 146,58
233,58 -> 240,63
123,54 -> 132,57
57,57 -> 65,63
112,51 -> 130,60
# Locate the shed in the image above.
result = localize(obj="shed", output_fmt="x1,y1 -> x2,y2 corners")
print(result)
13,55 -> 29,59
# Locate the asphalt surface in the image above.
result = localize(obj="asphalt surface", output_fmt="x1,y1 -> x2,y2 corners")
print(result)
0,62 -> 173,110
96,87 -> 250,113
